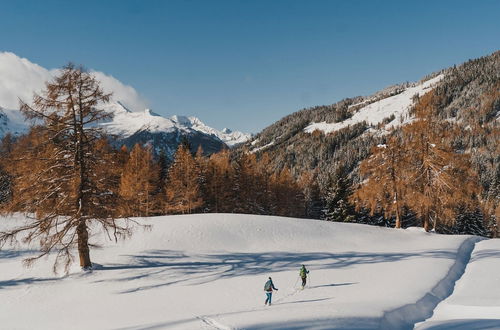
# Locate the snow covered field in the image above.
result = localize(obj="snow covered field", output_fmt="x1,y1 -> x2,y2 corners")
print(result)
0,214 -> 498,329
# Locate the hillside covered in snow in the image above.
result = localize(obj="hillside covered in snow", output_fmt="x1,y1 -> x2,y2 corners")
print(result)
1,213 -> 499,329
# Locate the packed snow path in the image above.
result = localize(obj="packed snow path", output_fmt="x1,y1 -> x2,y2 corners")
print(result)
416,239 -> 500,329
0,214 -> 498,329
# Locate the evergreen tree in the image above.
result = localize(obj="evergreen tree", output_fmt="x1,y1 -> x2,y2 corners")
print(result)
0,166 -> 10,207
298,171 -> 323,219
486,215 -> 498,238
322,170 -> 355,222
452,207 -> 487,236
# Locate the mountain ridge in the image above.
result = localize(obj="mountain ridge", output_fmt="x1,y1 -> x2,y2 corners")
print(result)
0,52 -> 251,157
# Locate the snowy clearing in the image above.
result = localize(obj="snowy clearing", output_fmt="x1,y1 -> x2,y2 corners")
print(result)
0,213 -> 498,329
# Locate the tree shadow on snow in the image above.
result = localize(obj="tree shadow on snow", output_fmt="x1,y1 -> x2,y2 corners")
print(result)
417,319 -> 500,330
309,282 -> 357,289
277,297 -> 333,305
0,249 -> 37,259
230,316 -> 380,330
470,249 -> 500,262
92,248 -> 460,294
0,276 -> 59,289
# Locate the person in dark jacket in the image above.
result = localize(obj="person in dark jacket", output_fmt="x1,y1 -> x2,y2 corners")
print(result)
300,265 -> 309,289
264,277 -> 278,305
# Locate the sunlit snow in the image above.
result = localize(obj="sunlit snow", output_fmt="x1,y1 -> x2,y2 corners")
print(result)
305,75 -> 444,135
1,213 -> 497,329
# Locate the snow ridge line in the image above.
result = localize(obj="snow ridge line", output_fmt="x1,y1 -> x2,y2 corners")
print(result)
379,236 -> 484,330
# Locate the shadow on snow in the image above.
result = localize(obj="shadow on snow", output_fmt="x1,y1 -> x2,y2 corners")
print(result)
89,249 -> 460,294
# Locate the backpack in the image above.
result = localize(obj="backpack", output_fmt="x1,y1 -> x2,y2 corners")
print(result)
264,280 -> 272,291
300,267 -> 307,278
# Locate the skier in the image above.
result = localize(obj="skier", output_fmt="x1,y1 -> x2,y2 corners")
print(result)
264,277 -> 278,305
299,264 -> 309,289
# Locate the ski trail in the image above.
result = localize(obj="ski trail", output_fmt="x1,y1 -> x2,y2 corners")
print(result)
273,287 -> 302,304
198,316 -> 233,330
197,282 -> 304,329
379,236 -> 484,330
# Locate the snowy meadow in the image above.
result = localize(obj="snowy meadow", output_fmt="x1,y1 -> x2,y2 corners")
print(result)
1,213 -> 499,329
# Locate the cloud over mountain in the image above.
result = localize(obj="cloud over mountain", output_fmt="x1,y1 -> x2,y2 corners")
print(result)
0,51 -> 148,111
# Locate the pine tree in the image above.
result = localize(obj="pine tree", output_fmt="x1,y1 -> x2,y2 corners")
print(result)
0,166 -> 10,207
452,207 -> 487,236
298,171 -> 323,219
486,215 -> 498,238
322,170 -> 355,222
0,64 -> 134,272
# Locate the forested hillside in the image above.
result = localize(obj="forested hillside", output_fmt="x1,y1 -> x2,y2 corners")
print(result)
244,51 -> 500,233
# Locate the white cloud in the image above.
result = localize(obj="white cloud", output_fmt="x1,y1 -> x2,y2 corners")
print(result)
91,71 -> 148,111
0,52 -> 52,109
0,51 -> 148,111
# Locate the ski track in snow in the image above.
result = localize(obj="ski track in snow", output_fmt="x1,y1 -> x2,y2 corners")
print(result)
380,236 -> 484,330
198,316 -> 233,330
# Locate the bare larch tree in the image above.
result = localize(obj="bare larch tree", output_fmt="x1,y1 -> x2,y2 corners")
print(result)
0,64 -> 133,272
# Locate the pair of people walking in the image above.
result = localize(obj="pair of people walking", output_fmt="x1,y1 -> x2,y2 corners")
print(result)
264,265 -> 310,306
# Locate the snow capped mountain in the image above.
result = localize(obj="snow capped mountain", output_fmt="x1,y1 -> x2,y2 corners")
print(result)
169,115 -> 251,147
97,102 -> 251,151
0,52 -> 250,153
0,100 -> 250,155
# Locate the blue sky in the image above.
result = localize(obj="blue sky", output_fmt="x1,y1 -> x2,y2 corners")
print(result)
1,0 -> 499,133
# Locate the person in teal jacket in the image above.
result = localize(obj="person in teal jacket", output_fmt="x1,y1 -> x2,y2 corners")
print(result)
300,265 -> 309,289
264,277 -> 278,305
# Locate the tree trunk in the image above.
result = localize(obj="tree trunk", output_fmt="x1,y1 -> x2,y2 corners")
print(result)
423,211 -> 430,232
77,220 -> 91,269
395,208 -> 401,229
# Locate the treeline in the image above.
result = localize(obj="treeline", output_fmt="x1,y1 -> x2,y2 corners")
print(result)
0,137 -> 310,219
